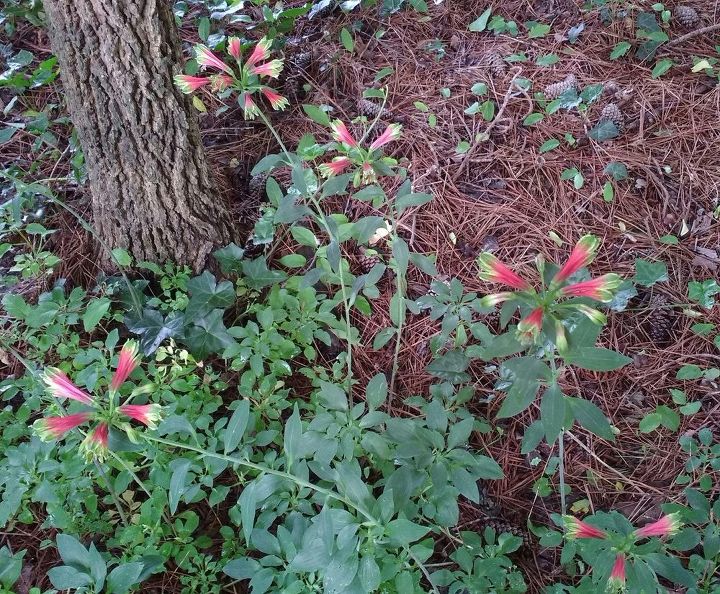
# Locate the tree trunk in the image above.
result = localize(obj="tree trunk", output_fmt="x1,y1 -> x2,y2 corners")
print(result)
44,0 -> 236,270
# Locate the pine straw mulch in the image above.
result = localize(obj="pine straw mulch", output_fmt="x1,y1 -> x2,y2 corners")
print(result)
2,0 -> 720,591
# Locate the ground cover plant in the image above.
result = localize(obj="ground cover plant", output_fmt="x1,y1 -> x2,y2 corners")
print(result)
1,0 -> 719,592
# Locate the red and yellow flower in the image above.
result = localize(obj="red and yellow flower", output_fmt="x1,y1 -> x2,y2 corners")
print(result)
369,124 -> 402,151
318,157 -> 352,178
330,120 -> 358,148
563,515 -> 608,540
517,307 -> 544,345
552,234 -> 600,285
260,87 -> 289,111
174,75 -> 211,94
477,253 -> 531,290
606,554 -> 626,592
561,274 -> 621,302
633,513 -> 682,539
195,44 -> 234,75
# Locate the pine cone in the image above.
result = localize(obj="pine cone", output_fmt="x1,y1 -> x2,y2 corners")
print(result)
358,98 -> 382,119
280,52 -> 312,101
544,74 -> 577,99
645,293 -> 676,344
674,5 -> 699,27
247,173 -> 268,205
475,517 -> 532,548
599,102 -> 625,132
480,51 -> 507,77
358,247 -> 381,273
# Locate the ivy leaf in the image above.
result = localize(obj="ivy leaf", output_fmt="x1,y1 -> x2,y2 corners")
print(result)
652,58 -> 674,78
184,309 -> 238,359
186,271 -> 235,319
539,138 -> 560,153
610,41 -> 632,59
213,243 -> 245,275
634,258 -> 668,286
125,309 -> 185,355
588,120 -> 619,141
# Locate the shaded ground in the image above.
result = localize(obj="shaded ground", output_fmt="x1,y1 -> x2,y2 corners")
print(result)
2,0 -> 720,591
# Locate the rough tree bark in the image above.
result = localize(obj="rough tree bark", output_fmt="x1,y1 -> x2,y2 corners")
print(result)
44,0 -> 236,270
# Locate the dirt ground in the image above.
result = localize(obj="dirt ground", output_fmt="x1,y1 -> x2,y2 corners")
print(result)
2,0 -> 720,590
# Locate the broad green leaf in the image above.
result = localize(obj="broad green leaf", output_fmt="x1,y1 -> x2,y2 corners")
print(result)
676,364 -> 702,380
224,400 -> 250,454
539,138 -> 560,153
82,297 -> 111,332
610,41 -> 632,59
588,120 -> 619,141
366,373 -> 388,410
567,397 -> 614,439
284,405 -> 302,467
652,58 -> 674,78
564,347 -> 631,371
185,309 -> 238,359
386,519 -> 429,545
469,7 -> 492,31
541,384 -> 566,444
302,104 -> 332,127
169,459 -> 191,514
340,28 -> 354,52
111,247 -> 132,266
107,563 -> 144,594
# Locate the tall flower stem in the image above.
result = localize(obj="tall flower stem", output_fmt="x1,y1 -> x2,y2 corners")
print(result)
94,459 -> 128,526
255,110 -> 355,402
549,353 -> 567,515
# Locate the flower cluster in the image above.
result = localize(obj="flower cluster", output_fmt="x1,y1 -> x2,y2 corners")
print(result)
34,341 -> 162,462
318,120 -> 402,187
562,514 -> 683,592
174,37 -> 287,120
477,235 -> 622,348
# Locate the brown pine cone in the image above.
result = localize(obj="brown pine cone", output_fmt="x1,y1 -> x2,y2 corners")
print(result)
645,293 -> 676,344
358,247 -> 381,273
544,74 -> 577,99
475,517 -> 532,548
674,5 -> 699,27
599,102 -> 625,132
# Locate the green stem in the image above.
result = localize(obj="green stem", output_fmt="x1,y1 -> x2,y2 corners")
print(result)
144,434 -> 378,525
407,548 -> 440,594
94,459 -> 128,527
548,353 -> 567,515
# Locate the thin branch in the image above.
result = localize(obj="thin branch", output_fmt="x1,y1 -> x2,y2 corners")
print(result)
658,23 -> 720,52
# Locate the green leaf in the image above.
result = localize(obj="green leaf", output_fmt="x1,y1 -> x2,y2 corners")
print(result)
284,405 -> 302,468
470,82 -> 488,95
107,563 -> 144,594
340,27 -> 354,52
213,243 -> 245,275
57,534 -> 90,568
602,181 -> 614,202
290,225 -> 318,247
396,191 -> 432,214
541,384 -> 566,443
677,364 -> 703,380
82,297 -> 111,332
634,258 -> 668,286
639,412 -> 662,433
111,247 -> 132,266
242,257 -> 287,289
238,484 -> 257,547
523,112 -> 544,126
318,381 -> 348,411
469,7 -> 492,31
374,67 -> 394,82
480,100 -> 495,121
184,309 -> 238,359
652,58 -> 674,78
588,120 -> 619,141
386,519 -> 429,545
224,557 -> 260,580
610,41 -> 632,59
198,17 -> 210,41
604,161 -> 628,180
169,459 -> 191,514
47,566 -> 92,590
567,397 -> 614,439
536,53 -> 559,66
186,271 -> 235,319
688,280 -> 719,308
224,400 -> 250,454
425,350 -> 470,383
366,373 -> 388,410
278,254 -> 306,268
528,23 -> 551,38
539,138 -> 560,153
302,104 -> 332,127
565,347 -> 632,371
358,556 -> 381,592
125,309 -> 184,355
497,358 -> 550,418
